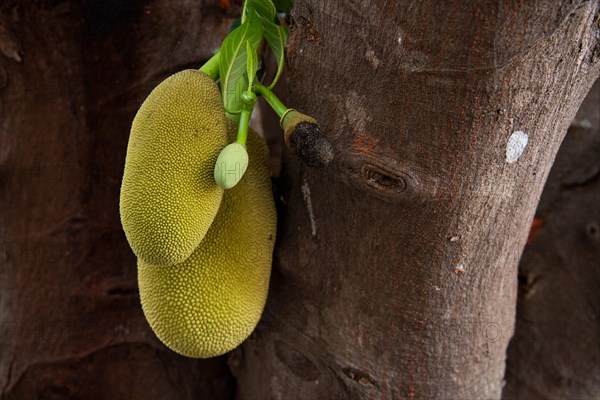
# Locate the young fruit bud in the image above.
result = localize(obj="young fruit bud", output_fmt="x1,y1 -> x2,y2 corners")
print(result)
281,110 -> 334,167
214,143 -> 249,189
241,91 -> 257,106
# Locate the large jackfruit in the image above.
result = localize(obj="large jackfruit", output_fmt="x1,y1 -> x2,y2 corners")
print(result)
138,126 -> 276,358
120,70 -> 227,266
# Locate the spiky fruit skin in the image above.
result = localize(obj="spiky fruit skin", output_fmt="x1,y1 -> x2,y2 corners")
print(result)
120,70 -> 227,266
138,126 -> 276,358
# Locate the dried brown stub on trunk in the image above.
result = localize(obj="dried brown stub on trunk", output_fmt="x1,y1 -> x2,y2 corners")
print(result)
281,110 -> 334,167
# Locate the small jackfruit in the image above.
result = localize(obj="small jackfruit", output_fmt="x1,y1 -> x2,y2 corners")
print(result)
138,125 -> 276,358
120,70 -> 228,266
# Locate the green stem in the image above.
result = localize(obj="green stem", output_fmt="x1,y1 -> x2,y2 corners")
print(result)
199,52 -> 221,81
236,105 -> 253,146
253,84 -> 289,118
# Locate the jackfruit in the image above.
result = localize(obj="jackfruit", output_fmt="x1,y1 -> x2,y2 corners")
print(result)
138,125 -> 276,358
120,69 -> 228,266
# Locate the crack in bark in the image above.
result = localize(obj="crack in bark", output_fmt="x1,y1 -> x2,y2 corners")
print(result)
1,341 -> 169,395
1,354 -> 16,395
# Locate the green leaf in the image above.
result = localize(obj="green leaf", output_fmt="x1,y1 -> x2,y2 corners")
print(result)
246,41 -> 258,90
219,19 -> 263,115
261,18 -> 288,89
242,0 -> 276,24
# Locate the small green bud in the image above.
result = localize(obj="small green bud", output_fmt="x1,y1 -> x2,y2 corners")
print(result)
241,91 -> 257,106
214,143 -> 249,189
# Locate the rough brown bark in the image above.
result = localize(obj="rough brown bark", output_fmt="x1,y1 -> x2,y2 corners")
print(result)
1,1 -> 237,398
503,79 -> 600,399
234,1 -> 600,399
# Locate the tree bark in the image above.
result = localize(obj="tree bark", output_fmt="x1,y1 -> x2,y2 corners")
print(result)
503,79 -> 600,399
1,1 -> 237,398
235,1 -> 600,399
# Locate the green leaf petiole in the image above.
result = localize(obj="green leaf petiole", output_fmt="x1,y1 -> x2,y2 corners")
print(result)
236,104 -> 253,146
252,84 -> 290,122
199,52 -> 221,81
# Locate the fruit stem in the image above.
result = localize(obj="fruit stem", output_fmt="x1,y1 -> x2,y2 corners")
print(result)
253,84 -> 289,119
199,52 -> 221,81
236,105 -> 252,146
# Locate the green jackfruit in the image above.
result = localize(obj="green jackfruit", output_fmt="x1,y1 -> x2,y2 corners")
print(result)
138,125 -> 276,358
120,70 -> 227,266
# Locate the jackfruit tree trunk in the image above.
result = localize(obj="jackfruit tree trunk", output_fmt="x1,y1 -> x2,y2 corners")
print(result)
234,1 -> 600,399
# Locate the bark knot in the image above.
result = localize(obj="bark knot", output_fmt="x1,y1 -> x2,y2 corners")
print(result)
361,163 -> 407,194
342,152 -> 440,203
274,340 -> 321,382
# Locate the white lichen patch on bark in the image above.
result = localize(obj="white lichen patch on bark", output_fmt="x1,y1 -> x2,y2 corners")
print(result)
345,91 -> 370,134
301,178 -> 317,236
365,49 -> 381,69
506,131 -> 529,163
454,263 -> 465,275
